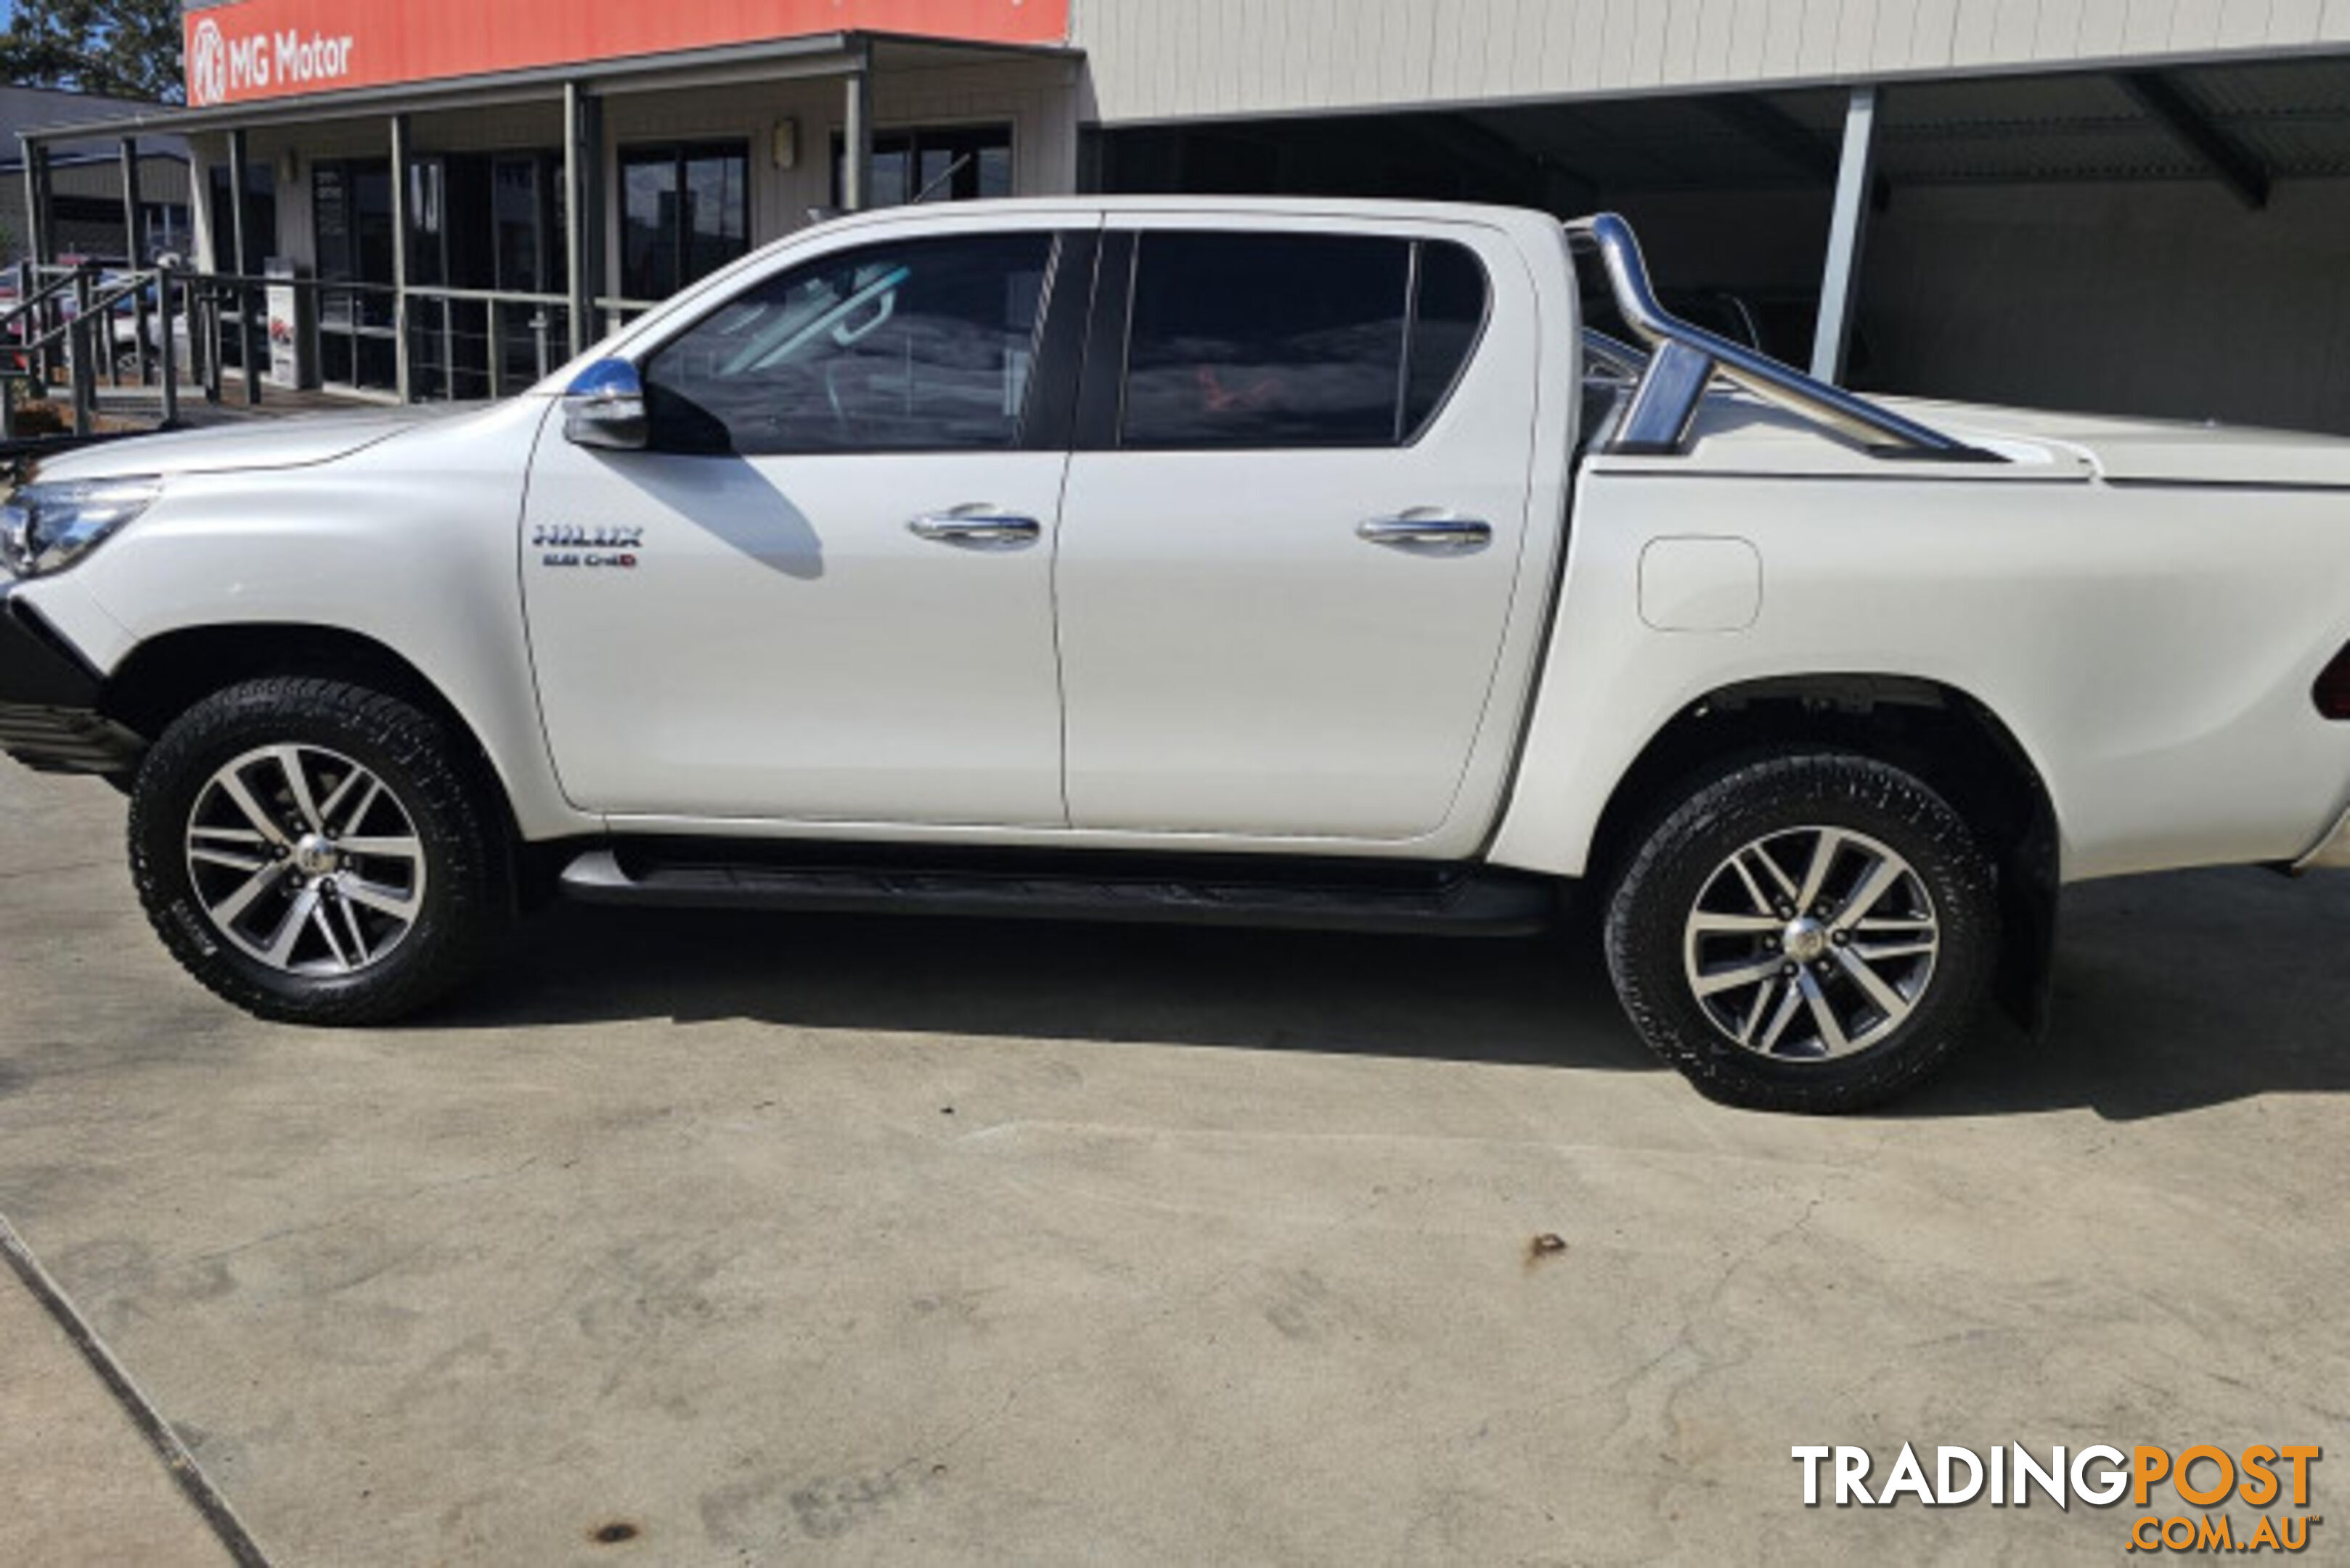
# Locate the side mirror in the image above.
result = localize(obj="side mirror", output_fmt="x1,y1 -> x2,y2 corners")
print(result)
562,358 -> 648,451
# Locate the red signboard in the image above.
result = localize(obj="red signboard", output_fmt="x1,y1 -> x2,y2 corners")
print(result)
184,0 -> 1069,107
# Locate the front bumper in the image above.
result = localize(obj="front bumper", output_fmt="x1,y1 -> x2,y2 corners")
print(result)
0,581 -> 143,775
2296,799 -> 2350,871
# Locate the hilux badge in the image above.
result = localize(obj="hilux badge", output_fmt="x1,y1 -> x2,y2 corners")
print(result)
534,523 -> 642,569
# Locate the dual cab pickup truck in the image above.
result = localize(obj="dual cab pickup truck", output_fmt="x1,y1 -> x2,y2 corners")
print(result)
3,199 -> 2346,1111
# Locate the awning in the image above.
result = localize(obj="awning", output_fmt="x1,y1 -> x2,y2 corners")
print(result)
17,31 -> 1077,146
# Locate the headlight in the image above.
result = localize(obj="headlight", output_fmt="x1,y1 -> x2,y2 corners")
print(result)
0,476 -> 161,577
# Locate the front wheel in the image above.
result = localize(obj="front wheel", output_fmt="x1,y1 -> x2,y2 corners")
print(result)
128,677 -> 510,1025
1604,752 -> 1998,1113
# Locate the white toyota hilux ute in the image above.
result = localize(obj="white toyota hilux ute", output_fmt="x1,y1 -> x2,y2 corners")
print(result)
4,198 -> 2348,1112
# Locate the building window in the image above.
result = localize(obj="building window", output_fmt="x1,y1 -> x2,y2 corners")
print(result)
204,160 -> 276,275
140,203 -> 190,262
1118,232 -> 1488,450
831,123 -> 1013,208
620,142 -> 748,301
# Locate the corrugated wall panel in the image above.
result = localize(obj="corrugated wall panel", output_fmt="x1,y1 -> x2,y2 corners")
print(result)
1507,0 -> 1551,97
2274,0 -> 2327,41
2033,0 -> 2083,56
1630,0 -> 1672,83
1076,0 -> 2350,122
2123,0 -> 2182,52
2216,0 -> 2278,48
2074,0 -> 2130,54
1835,0 -> 1882,73
1988,0 -> 2042,62
2169,0 -> 2227,51
1661,0 -> 1705,84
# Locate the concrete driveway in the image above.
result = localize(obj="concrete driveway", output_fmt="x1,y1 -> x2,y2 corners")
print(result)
1,763 -> 2344,1565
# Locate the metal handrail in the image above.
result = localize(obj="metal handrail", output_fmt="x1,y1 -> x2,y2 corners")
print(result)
1566,211 -> 1998,462
184,272 -> 572,310
3,261 -> 194,436
0,267 -> 84,335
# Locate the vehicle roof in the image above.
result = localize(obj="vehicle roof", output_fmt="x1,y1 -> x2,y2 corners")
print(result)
808,194 -> 1567,235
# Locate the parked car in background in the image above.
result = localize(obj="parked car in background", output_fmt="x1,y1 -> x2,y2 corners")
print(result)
4,199 -> 2348,1112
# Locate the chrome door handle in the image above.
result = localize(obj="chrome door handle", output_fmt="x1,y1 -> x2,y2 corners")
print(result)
1357,514 -> 1493,550
907,507 -> 1042,546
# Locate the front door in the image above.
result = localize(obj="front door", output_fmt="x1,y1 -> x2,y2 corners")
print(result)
1054,220 -> 1541,843
523,220 -> 1085,827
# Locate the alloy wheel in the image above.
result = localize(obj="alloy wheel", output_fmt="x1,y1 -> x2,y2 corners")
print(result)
183,743 -> 427,976
1680,825 -> 1941,1060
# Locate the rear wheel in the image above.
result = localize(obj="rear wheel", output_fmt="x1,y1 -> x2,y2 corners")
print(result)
1604,751 -> 1997,1113
128,677 -> 510,1024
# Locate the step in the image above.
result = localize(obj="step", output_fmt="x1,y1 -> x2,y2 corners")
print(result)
558,845 -> 1557,936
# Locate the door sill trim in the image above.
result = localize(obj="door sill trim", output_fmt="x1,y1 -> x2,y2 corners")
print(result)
558,843 -> 1558,936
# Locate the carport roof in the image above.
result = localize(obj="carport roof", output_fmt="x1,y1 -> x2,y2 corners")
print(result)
1458,52 -> 2350,198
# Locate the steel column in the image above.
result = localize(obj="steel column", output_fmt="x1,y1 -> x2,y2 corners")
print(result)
843,40 -> 874,212
563,81 -> 603,356
225,128 -> 260,404
121,137 -> 152,385
68,266 -> 94,435
390,113 -> 412,401
17,139 -> 43,269
23,139 -> 58,384
158,263 -> 180,425
1809,85 -> 1880,387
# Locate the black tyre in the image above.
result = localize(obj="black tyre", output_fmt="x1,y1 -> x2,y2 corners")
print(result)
127,677 -> 510,1025
1604,751 -> 1997,1114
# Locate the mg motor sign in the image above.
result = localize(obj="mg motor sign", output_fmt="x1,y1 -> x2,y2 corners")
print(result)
183,0 -> 1070,107
187,13 -> 354,106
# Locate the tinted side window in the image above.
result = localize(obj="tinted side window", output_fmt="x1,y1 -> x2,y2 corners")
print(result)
1118,234 -> 1490,449
1404,242 -> 1489,436
1121,232 -> 1411,449
642,232 -> 1054,456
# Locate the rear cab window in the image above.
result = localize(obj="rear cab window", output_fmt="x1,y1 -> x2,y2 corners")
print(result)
1117,231 -> 1490,451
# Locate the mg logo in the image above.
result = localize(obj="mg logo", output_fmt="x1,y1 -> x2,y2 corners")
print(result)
187,15 -> 354,103
188,17 -> 227,107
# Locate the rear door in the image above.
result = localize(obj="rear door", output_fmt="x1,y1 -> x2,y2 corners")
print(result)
1053,216 -> 1543,843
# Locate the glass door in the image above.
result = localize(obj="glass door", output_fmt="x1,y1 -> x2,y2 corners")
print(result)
491,154 -> 566,388
312,158 -> 397,392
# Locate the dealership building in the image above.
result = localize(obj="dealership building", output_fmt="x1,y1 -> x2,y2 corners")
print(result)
24,1 -> 2350,429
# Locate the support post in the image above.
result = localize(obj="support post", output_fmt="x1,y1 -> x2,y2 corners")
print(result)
486,298 -> 505,399
204,284 -> 224,404
158,263 -> 179,426
563,81 -> 602,357
24,139 -> 59,385
121,136 -> 152,385
389,114 -> 412,402
185,264 -> 209,395
1809,85 -> 1880,387
225,128 -> 260,405
16,140 -> 40,271
843,41 -> 875,213
69,266 -> 95,435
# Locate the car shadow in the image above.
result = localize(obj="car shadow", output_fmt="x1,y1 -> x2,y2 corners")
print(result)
1891,865 -> 2350,1122
423,865 -> 2350,1121
439,895 -> 1652,1072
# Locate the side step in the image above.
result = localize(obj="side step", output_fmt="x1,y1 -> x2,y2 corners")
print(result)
558,847 -> 1557,936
